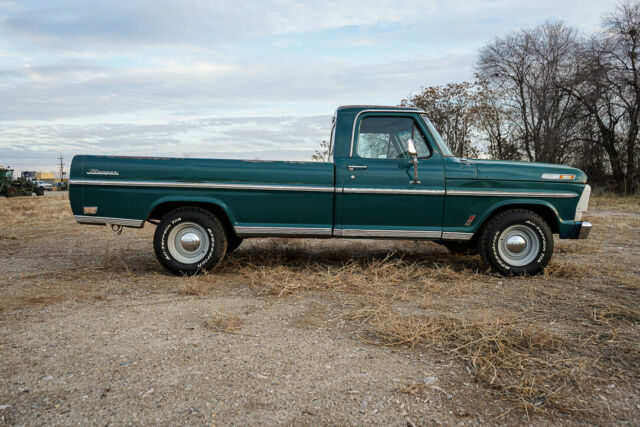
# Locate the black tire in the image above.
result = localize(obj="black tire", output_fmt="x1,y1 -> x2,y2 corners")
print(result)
439,241 -> 478,255
226,233 -> 243,253
478,209 -> 553,276
153,207 -> 228,275
36,187 -> 44,196
7,187 -> 17,198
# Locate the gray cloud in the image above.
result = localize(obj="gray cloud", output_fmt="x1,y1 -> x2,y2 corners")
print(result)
0,0 -> 621,175
0,115 -> 332,174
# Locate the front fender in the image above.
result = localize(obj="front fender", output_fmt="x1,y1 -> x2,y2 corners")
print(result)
443,197 -> 564,237
473,198 -> 560,232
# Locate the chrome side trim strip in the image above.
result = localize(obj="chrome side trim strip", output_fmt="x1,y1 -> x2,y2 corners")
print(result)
442,232 -> 474,241
69,179 -> 334,193
342,187 -> 445,195
234,226 -> 332,237
349,108 -> 426,157
446,189 -> 578,198
340,228 -> 441,238
74,215 -> 145,228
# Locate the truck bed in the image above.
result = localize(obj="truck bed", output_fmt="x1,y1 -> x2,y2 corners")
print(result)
70,155 -> 335,235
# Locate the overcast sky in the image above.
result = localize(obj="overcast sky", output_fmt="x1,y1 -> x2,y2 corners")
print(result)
0,0 -> 619,174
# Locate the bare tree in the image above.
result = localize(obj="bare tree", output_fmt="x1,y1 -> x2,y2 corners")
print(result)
567,1 -> 640,191
474,79 -> 522,160
402,82 -> 480,157
607,1 -> 640,190
477,21 -> 582,164
311,140 -> 330,161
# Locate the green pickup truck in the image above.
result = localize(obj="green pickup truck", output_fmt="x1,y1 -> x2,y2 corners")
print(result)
69,105 -> 592,276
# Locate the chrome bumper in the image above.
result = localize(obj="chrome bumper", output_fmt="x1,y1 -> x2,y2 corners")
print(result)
578,221 -> 592,239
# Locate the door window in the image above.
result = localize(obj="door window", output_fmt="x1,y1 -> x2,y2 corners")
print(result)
356,116 -> 430,159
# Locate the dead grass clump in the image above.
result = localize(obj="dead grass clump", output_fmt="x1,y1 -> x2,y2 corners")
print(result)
99,252 -> 132,275
586,301 -> 640,325
203,311 -> 243,333
597,264 -> 640,289
229,244 -> 482,298
554,240 -> 600,254
177,274 -> 222,296
590,193 -> 640,212
350,306 -> 595,416
0,193 -> 71,228
544,261 -> 592,279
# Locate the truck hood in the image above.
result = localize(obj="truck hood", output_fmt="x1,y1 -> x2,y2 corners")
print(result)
470,159 -> 587,183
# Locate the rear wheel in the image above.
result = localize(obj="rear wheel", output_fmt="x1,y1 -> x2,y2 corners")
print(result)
153,207 -> 228,275
35,187 -> 44,196
478,209 -> 553,276
7,187 -> 17,198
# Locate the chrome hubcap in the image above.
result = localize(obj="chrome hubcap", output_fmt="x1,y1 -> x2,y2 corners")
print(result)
167,222 -> 211,264
506,235 -> 526,253
497,224 -> 540,267
180,232 -> 201,252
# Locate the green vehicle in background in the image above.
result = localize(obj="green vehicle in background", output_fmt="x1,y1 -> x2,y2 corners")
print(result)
69,105 -> 592,276
0,166 -> 45,197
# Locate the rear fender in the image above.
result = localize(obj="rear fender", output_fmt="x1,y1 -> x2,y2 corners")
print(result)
147,196 -> 238,226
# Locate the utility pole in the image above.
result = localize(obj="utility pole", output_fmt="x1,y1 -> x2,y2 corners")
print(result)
58,153 -> 65,182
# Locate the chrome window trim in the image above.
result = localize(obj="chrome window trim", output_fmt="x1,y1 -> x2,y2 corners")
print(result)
234,226 -> 332,237
341,187 -> 445,195
446,189 -> 578,198
442,232 -> 473,241
74,215 -> 144,228
339,228 -> 441,238
349,108 -> 426,157
69,179 -> 334,193
328,111 -> 337,162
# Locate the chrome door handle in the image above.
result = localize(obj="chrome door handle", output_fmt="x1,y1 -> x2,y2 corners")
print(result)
348,165 -> 368,170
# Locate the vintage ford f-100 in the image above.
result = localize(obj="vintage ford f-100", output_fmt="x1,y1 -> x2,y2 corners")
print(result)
69,105 -> 592,276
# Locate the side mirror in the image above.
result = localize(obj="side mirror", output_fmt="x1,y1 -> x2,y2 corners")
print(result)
407,138 -> 418,158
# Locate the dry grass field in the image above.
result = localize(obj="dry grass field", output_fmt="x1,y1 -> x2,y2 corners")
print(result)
0,192 -> 638,425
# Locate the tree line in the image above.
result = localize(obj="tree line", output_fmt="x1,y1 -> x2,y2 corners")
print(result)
401,1 -> 639,193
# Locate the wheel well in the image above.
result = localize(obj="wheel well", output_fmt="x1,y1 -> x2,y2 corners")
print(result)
147,202 -> 238,238
480,204 -> 560,234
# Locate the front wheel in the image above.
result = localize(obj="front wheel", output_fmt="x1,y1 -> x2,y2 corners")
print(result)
153,207 -> 228,275
478,209 -> 553,276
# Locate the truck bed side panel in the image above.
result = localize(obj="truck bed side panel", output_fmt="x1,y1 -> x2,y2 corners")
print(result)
70,156 -> 335,232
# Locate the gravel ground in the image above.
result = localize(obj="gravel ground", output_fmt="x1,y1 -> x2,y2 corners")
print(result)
1,294 -> 475,426
1,193 -> 638,425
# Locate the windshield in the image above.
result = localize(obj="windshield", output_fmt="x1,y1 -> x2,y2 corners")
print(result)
421,115 -> 453,157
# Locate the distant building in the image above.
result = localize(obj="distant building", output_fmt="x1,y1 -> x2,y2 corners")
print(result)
36,172 -> 55,181
22,171 -> 37,180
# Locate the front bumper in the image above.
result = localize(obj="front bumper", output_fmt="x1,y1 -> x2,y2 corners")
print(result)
578,221 -> 592,239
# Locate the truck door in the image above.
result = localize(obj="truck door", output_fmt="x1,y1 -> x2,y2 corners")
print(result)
337,113 -> 445,238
